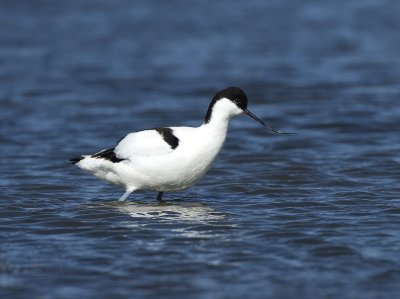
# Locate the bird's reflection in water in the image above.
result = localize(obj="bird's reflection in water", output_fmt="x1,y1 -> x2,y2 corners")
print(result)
105,200 -> 227,223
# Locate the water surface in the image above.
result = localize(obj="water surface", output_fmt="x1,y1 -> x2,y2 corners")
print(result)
1,1 -> 400,298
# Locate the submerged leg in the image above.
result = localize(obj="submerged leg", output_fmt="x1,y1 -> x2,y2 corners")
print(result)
156,192 -> 164,201
118,189 -> 133,202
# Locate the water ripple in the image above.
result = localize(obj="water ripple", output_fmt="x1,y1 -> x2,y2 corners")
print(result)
2,0 -> 400,298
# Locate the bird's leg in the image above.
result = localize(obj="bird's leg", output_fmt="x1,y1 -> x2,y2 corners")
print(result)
156,192 -> 164,201
118,189 -> 132,202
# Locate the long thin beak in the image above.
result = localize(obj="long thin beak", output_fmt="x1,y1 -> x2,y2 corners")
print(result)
244,109 -> 265,126
244,109 -> 294,135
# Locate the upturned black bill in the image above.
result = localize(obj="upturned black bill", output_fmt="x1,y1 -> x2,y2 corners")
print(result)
244,109 -> 294,135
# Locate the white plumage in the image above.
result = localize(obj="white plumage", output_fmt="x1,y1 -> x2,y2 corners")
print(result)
70,87 -> 274,201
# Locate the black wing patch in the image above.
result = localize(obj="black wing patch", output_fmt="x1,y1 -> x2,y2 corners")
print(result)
91,148 -> 124,163
154,128 -> 179,149
70,156 -> 84,164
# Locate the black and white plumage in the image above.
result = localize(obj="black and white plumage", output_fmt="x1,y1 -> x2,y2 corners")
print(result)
70,86 -> 272,202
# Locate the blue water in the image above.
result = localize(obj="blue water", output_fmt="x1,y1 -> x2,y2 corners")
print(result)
1,1 -> 400,298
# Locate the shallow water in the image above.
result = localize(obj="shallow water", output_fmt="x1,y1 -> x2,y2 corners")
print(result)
1,0 -> 400,298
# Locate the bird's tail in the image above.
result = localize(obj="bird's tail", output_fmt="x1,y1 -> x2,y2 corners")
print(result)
69,156 -> 84,164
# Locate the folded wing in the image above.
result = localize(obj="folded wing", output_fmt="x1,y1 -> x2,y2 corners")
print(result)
114,129 -> 177,160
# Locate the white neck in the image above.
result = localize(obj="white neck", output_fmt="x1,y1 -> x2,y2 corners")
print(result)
203,110 -> 230,130
203,98 -> 242,128
199,101 -> 238,154
196,98 -> 244,159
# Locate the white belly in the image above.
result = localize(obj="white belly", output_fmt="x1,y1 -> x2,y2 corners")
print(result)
125,139 -> 223,191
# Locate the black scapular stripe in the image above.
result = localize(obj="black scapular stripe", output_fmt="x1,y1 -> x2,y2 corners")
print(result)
91,148 -> 124,163
154,127 -> 179,149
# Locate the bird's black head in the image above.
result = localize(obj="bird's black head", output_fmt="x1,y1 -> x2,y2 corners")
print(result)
204,86 -> 294,134
215,86 -> 248,110
204,86 -> 249,123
